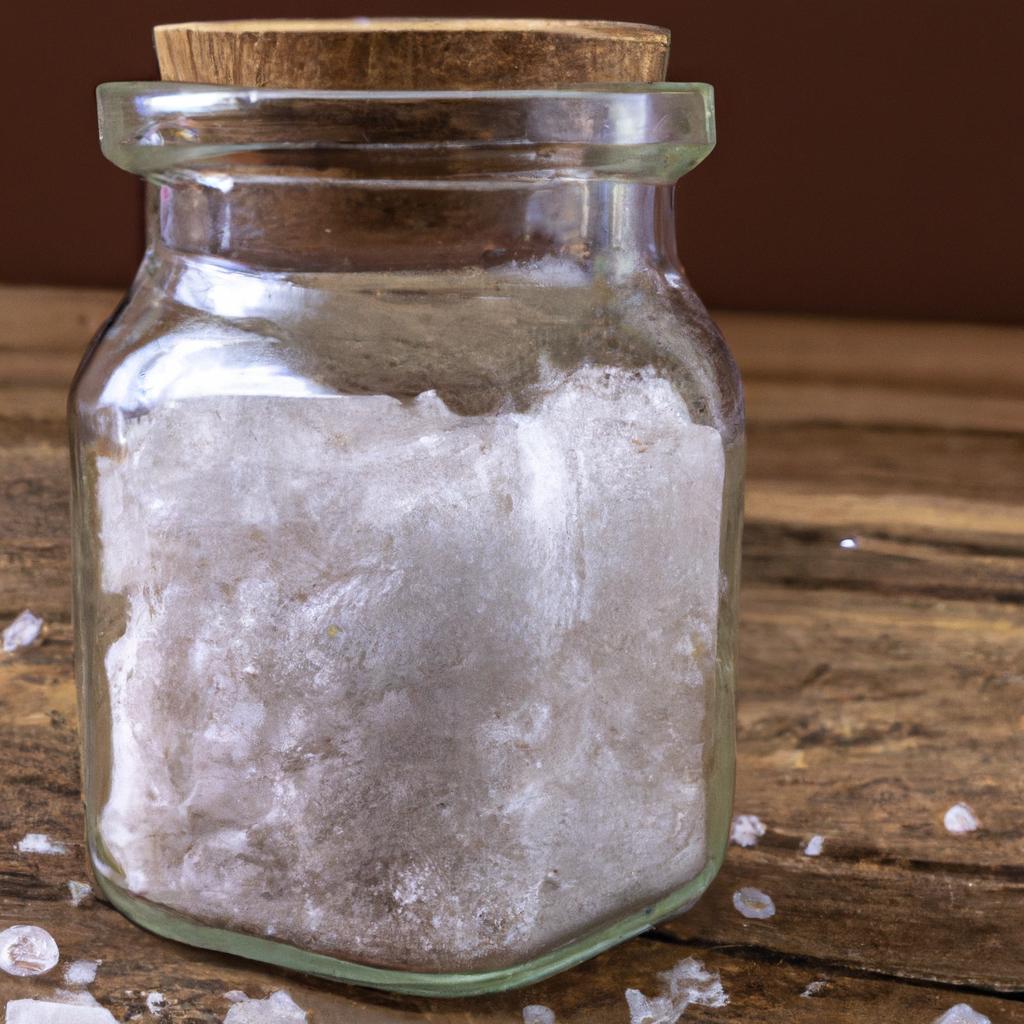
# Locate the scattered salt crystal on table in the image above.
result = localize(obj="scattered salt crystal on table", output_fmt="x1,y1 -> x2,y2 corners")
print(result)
625,957 -> 728,1024
146,992 -> 167,1014
64,959 -> 100,985
5,1000 -> 116,1024
522,1006 -> 556,1024
803,835 -> 825,857
801,978 -> 828,997
15,833 -> 68,855
222,991 -> 307,1023
732,887 -> 776,920
0,925 -> 59,976
932,1004 -> 992,1024
944,803 -> 980,834
67,880 -> 93,906
3,609 -> 45,653
730,814 -> 766,848
223,992 -> 248,1003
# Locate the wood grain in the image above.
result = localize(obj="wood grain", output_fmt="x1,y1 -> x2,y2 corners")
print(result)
154,19 -> 670,90
2,287 -> 1023,1018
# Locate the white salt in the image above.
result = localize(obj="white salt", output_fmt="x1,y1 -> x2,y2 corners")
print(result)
64,959 -> 100,985
625,957 -> 728,1024
522,1007 -> 556,1024
732,887 -> 776,919
67,881 -> 93,906
932,1005 -> 991,1024
801,978 -> 828,997
729,815 -> 766,848
0,925 -> 59,977
803,835 -> 824,857
15,834 -> 67,855
146,992 -> 166,1015
5,1001 -> 116,1024
944,803 -> 980,834
93,365 -> 725,971
2,610 -> 45,653
222,991 -> 307,1023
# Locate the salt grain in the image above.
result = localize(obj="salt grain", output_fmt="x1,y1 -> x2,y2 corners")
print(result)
15,833 -> 68,855
932,1004 -> 992,1024
624,957 -> 728,1024
732,887 -> 776,920
64,959 -> 101,986
0,925 -> 60,977
803,835 -> 824,857
944,803 -> 980,834
4,1001 -> 116,1024
730,814 -> 766,848
801,978 -> 828,997
3,609 -> 45,653
67,880 -> 93,906
146,992 -> 167,1015
522,1007 -> 556,1024
222,991 -> 308,1023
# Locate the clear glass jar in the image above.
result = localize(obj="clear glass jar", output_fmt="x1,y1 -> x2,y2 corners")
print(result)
70,82 -> 743,996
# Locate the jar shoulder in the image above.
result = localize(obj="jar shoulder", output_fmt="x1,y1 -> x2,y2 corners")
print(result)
71,260 -> 742,442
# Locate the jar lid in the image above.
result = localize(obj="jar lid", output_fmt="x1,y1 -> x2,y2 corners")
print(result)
153,18 -> 670,90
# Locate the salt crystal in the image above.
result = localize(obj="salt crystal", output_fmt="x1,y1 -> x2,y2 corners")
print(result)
146,992 -> 166,1015
94,366 -> 725,970
839,537 -> 858,550
522,1007 -> 556,1024
222,991 -> 307,1023
64,959 -> 101,985
67,880 -> 93,906
625,957 -> 728,1024
223,992 -> 248,1003
4,1000 -> 116,1024
15,834 -> 68,855
730,814 -> 766,848
944,803 -> 980,834
2,609 -> 45,653
803,835 -> 825,857
0,925 -> 59,976
801,978 -> 828,997
732,887 -> 776,919
932,1004 -> 992,1024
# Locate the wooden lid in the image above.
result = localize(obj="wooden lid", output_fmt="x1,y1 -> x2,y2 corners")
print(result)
153,18 -> 670,90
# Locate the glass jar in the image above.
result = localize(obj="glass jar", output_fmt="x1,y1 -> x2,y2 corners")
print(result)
70,81 -> 743,996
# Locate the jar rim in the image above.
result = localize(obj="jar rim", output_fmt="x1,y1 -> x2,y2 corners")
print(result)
97,81 -> 715,185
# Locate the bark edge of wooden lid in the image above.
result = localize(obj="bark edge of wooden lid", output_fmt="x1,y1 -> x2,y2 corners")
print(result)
153,18 -> 671,90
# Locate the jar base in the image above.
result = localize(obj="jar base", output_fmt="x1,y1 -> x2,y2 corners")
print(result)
92,856 -> 722,997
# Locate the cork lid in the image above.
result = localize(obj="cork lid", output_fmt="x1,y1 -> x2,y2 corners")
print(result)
153,18 -> 670,90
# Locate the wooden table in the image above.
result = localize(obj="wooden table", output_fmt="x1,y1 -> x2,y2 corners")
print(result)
1,285 -> 1022,1021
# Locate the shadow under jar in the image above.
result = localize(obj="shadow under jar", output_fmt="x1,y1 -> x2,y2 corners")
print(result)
70,81 -> 744,996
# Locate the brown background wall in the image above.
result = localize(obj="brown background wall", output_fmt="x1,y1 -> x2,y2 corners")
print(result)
2,1 -> 1021,322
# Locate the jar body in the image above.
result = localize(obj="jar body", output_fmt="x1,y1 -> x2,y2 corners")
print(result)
72,86 -> 742,995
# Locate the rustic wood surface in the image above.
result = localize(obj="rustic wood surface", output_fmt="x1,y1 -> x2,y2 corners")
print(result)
1,284 -> 1023,1021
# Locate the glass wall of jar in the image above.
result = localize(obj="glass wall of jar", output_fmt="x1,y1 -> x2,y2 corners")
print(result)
70,82 -> 743,995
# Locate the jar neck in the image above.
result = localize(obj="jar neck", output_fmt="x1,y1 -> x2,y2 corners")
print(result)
149,178 -> 681,276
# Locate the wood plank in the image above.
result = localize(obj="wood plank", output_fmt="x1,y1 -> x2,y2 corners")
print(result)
716,311 -> 1024,398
